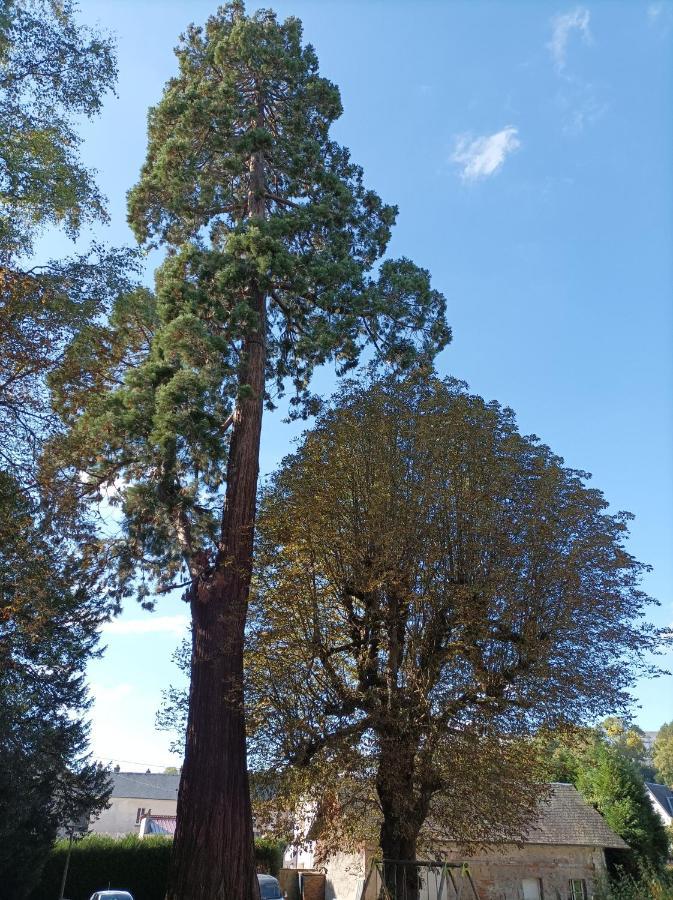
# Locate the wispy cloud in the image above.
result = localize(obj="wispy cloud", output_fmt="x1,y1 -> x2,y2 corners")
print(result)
451,127 -> 521,181
547,8 -> 605,135
548,7 -> 592,72
101,614 -> 190,637
647,2 -> 673,31
557,81 -> 608,136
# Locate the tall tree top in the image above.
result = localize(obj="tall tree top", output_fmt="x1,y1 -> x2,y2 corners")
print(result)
50,3 -> 449,602
126,1 -> 449,400
129,2 -> 372,243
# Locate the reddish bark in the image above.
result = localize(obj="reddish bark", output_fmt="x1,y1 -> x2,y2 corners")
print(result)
167,137 -> 267,899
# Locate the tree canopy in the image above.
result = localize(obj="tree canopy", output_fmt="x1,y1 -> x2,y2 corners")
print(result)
653,722 -> 673,787
0,0 -> 134,480
49,2 -> 449,607
598,717 -> 657,782
245,375 -> 659,884
0,4 -> 121,894
0,0 -> 114,258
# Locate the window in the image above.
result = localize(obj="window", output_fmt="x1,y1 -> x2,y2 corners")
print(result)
569,879 -> 587,900
522,878 -> 543,900
135,806 -> 146,824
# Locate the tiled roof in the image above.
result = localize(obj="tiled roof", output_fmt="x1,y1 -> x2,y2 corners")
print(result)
143,814 -> 177,836
645,782 -> 673,816
110,772 -> 180,801
524,783 -> 627,849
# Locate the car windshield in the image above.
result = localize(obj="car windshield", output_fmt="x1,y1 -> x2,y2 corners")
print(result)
259,880 -> 282,899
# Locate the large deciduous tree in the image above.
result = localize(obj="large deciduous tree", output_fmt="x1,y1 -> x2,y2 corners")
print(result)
0,4 -> 125,894
0,0 -> 133,479
49,5 -> 450,898
248,375 -> 659,899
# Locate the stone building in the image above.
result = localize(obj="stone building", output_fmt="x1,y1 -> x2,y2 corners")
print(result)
437,783 -> 627,900
288,784 -> 627,900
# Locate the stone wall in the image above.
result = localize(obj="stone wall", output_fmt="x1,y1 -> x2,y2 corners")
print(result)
441,842 -> 607,900
323,843 -> 607,900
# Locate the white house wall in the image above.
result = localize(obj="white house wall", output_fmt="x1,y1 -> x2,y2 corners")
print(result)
90,796 -> 178,836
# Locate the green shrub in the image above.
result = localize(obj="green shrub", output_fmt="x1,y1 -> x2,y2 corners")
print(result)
254,837 -> 285,876
594,867 -> 673,900
29,833 -> 286,900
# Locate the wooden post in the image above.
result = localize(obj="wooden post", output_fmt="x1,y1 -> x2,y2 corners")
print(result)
57,832 -> 73,900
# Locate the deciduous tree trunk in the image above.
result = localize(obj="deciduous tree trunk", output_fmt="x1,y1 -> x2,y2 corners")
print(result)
377,742 -> 423,900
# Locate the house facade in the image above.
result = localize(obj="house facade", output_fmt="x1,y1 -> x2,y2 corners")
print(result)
90,772 -> 180,836
286,784 -> 627,900
645,781 -> 673,828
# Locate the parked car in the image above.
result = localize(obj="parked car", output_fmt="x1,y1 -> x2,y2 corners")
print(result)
88,892 -> 134,900
258,874 -> 283,899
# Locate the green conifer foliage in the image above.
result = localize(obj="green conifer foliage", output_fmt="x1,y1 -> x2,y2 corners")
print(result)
0,471 -> 111,899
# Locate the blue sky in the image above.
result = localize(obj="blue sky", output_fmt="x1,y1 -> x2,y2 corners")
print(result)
44,1 -> 673,770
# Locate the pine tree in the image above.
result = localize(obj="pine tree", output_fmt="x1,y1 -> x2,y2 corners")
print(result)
50,5 -> 450,898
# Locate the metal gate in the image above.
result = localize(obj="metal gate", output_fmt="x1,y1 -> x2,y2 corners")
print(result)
358,859 -> 481,900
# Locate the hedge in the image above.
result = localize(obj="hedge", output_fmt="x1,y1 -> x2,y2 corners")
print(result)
29,834 -> 286,900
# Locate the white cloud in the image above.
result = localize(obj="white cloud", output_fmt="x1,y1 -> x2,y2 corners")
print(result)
451,127 -> 521,181
548,7 -> 592,72
101,614 -> 190,637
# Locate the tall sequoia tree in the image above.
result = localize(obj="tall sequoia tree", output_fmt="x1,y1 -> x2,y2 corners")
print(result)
247,375 -> 659,899
49,5 -> 450,898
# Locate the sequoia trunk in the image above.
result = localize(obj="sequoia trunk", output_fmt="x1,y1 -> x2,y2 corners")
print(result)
168,282 -> 266,900
166,101 -> 268,900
